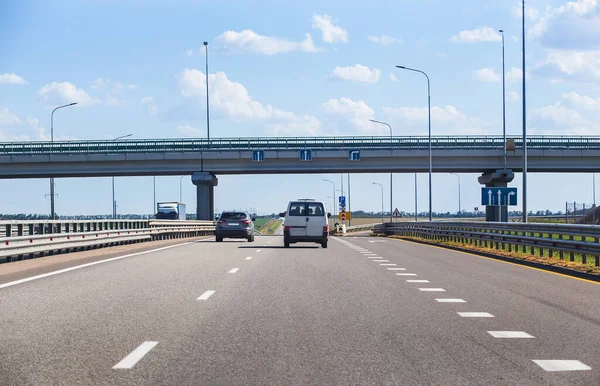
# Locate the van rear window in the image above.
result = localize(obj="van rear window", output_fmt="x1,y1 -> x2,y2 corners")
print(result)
288,202 -> 325,216
307,203 -> 325,216
288,203 -> 306,216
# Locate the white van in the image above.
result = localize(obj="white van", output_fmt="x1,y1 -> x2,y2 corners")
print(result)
281,199 -> 330,248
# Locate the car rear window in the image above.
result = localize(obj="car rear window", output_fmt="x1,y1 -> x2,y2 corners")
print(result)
307,203 -> 325,216
288,203 -> 306,216
220,212 -> 247,220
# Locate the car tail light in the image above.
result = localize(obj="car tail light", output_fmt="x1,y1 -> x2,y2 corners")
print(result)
323,225 -> 328,232
241,219 -> 251,226
284,226 -> 290,232
217,220 -> 226,224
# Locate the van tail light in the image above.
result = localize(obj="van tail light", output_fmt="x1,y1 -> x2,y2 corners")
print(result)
284,226 -> 291,232
323,225 -> 329,232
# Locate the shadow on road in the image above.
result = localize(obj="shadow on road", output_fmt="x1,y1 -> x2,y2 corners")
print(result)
237,245 -> 320,249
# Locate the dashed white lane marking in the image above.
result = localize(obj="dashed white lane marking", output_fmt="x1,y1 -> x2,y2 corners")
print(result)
458,312 -> 494,318
419,288 -> 446,292
0,240 -> 201,290
488,331 -> 534,338
113,341 -> 158,369
532,360 -> 591,372
228,268 -> 239,274
373,260 -> 389,262
256,250 -> 261,252
367,256 -> 381,259
407,280 -> 430,283
245,256 -> 252,260
197,291 -> 215,300
436,298 -> 466,303
379,263 -> 396,266
387,268 -> 407,271
396,273 -> 417,276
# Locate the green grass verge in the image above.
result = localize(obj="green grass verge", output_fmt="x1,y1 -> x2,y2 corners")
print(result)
259,219 -> 283,234
253,217 -> 271,230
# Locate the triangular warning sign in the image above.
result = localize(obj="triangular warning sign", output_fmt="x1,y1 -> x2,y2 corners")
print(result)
393,208 -> 401,217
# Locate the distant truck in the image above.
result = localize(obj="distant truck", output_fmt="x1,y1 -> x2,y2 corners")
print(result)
155,202 -> 186,220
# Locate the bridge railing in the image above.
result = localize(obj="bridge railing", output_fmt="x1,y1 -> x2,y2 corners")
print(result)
3,135 -> 600,155
372,221 -> 600,266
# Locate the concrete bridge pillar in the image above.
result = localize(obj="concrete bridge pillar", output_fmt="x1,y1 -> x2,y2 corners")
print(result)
192,172 -> 218,220
478,169 -> 514,222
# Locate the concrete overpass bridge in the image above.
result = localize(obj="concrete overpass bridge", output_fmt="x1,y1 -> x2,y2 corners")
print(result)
1,135 -> 599,219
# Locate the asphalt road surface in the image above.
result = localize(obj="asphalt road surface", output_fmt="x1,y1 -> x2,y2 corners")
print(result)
1,234 -> 599,385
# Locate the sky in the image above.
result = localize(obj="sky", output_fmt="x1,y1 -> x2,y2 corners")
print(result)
1,0 -> 600,216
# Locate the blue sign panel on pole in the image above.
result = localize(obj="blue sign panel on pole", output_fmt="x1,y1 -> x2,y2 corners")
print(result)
349,149 -> 360,161
481,187 -> 518,206
252,150 -> 264,162
300,149 -> 312,161
339,196 -> 346,204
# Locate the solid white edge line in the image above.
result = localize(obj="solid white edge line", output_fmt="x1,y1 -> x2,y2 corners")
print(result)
112,341 -> 158,369
197,290 -> 216,300
0,240 -> 200,290
228,268 -> 239,274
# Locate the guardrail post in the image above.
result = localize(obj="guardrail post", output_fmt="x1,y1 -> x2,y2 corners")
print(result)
5,224 -> 11,237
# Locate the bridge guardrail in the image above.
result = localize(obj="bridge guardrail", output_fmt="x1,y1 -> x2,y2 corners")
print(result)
3,135 -> 600,155
0,222 -> 215,263
372,221 -> 600,266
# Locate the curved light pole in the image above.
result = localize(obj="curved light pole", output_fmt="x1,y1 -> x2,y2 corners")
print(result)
204,41 -> 210,140
521,0 -> 528,223
499,29 -> 507,171
369,119 -> 394,222
396,65 -> 432,221
112,134 -> 132,219
372,182 -> 384,223
450,173 -> 461,218
49,102 -> 77,220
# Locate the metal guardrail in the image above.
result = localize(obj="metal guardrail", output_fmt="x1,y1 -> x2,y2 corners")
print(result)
372,221 -> 600,266
0,220 -> 215,263
0,219 -> 214,238
345,223 -> 380,233
2,135 -> 600,155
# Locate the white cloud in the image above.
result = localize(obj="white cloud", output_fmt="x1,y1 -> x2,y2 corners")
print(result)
27,116 -> 49,140
331,64 -> 381,83
507,91 -> 520,102
562,91 -> 600,110
389,72 -> 398,82
529,0 -> 600,49
368,34 -> 404,45
530,101 -> 600,134
177,124 -> 205,137
105,94 -> 127,107
91,77 -> 137,94
0,106 -> 21,125
532,50 -> 600,81
0,73 -> 27,85
383,105 -> 489,134
321,97 -> 376,133
506,67 -> 523,81
186,49 -> 194,56
451,26 -> 501,43
512,3 -> 540,20
474,68 -> 501,82
141,96 -> 158,116
0,129 -> 30,141
312,14 -> 348,43
215,30 -> 321,55
174,69 -> 321,136
37,81 -> 96,106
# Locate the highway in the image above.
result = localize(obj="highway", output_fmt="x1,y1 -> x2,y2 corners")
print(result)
1,234 -> 599,385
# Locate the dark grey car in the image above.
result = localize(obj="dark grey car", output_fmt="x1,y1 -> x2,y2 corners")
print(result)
215,211 -> 255,242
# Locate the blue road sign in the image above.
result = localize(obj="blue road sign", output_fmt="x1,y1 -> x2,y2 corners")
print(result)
300,149 -> 312,161
252,150 -> 264,162
481,187 -> 518,206
349,149 -> 360,161
339,196 -> 346,204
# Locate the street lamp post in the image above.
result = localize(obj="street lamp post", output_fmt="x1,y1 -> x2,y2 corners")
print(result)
204,41 -> 210,140
499,30 -> 507,172
396,65 -> 432,221
49,102 -> 77,220
369,119 -> 394,222
415,173 -> 418,221
323,179 -> 336,227
112,134 -> 132,219
373,183 -> 384,223
522,0 -> 528,223
450,173 -> 461,218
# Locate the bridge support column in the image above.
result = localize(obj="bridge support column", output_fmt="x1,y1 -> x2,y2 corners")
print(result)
478,169 -> 514,222
192,172 -> 218,221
